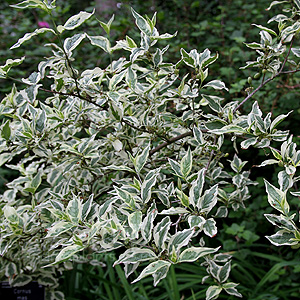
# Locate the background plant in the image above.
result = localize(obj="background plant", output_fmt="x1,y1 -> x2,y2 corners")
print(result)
1,1 -> 300,300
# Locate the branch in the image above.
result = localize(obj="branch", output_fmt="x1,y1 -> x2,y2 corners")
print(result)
39,88 -> 104,108
234,37 -> 297,113
203,135 -> 217,177
121,119 -> 170,142
149,131 -> 193,156
277,83 -> 300,89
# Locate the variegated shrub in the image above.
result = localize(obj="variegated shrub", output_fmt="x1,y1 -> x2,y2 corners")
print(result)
1,0 -> 300,299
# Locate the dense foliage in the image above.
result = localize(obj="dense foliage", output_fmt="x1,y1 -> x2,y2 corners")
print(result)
1,0 -> 300,299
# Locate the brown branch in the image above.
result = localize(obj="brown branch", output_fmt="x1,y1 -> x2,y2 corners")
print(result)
234,37 -> 297,113
39,88 -> 104,108
121,119 -> 170,142
149,131 -> 193,156
277,83 -> 300,89
203,135 -> 217,177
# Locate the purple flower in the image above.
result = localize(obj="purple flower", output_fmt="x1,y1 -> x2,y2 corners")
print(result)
38,21 -> 50,28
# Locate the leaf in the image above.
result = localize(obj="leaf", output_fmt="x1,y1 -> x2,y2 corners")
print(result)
168,158 -> 183,177
31,170 -> 42,193
103,165 -> 135,173
131,260 -> 171,284
35,109 -> 47,133
278,170 -> 293,192
126,35 -> 137,48
128,211 -> 142,237
203,218 -> 217,237
135,144 -> 150,173
87,35 -> 111,53
203,80 -> 228,91
53,244 -> 85,264
46,221 -> 74,238
153,216 -> 171,250
244,42 -> 262,49
210,125 -> 246,135
5,262 -> 17,277
82,194 -> 94,221
264,179 -> 289,214
264,214 -> 295,231
141,169 -> 159,203
291,47 -> 300,57
188,215 -> 206,228
241,137 -> 258,149
257,159 -> 278,167
160,207 -> 189,215
178,246 -> 220,263
270,112 -> 291,132
60,10 -> 95,32
150,32 -> 177,40
0,57 -> 25,78
10,0 -> 49,11
66,195 -> 82,223
176,188 -> 190,207
223,283 -> 242,298
114,186 -> 135,207
180,148 -> 192,178
10,274 -> 32,287
197,184 -> 218,214
0,152 -> 12,167
214,206 -> 228,218
87,221 -> 102,243
252,24 -> 277,35
266,1 -> 289,10
10,28 -> 55,49
38,274 -> 57,286
114,248 -> 157,265
152,264 -> 170,286
206,285 -> 223,300
193,126 -> 205,145
131,8 -> 152,36
266,230 -> 297,246
141,203 -> 157,242
218,261 -> 231,283
64,33 -> 86,53
2,120 -> 11,140
180,48 -> 195,67
168,228 -> 195,254
153,48 -> 163,67
98,14 -> 114,35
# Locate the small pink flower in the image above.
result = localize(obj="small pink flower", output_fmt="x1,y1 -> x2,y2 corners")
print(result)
38,21 -> 50,28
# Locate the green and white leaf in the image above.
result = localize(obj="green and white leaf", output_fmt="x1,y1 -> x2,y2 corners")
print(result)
266,230 -> 297,246
10,28 -> 55,49
178,246 -> 220,263
64,33 -> 86,53
264,179 -> 289,214
180,148 -> 192,178
206,285 -> 223,300
189,169 -> 206,208
59,9 -> 95,32
52,244 -> 85,265
131,260 -> 171,284
203,218 -> 217,237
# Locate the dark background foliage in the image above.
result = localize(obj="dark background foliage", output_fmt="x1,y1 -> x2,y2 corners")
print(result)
1,0 -> 300,299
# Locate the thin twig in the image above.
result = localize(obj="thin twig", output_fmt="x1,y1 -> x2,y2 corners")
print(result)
121,119 -> 170,142
149,131 -> 193,156
234,37 -> 297,113
203,135 -> 217,177
172,214 -> 183,233
49,15 -> 81,97
40,88 -> 104,108
279,37 -> 294,73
